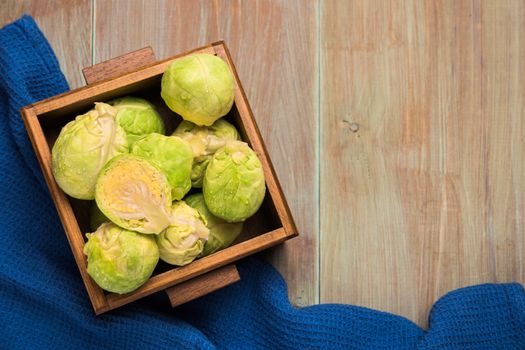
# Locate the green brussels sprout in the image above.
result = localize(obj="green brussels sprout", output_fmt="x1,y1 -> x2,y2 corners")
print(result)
95,154 -> 172,234
172,119 -> 240,187
185,193 -> 243,257
161,53 -> 235,126
156,201 -> 210,266
203,141 -> 265,222
108,96 -> 165,146
89,202 -> 110,231
190,158 -> 210,188
83,222 -> 159,294
52,102 -> 128,199
131,134 -> 193,200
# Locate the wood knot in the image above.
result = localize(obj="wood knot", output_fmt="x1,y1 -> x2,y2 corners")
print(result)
349,122 -> 359,132
343,119 -> 360,133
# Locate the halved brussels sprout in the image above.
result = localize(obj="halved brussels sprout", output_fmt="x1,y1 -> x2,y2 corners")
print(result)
172,119 -> 240,187
83,222 -> 159,294
95,154 -> 172,234
203,141 -> 265,222
185,193 -> 243,257
51,102 -> 128,199
89,202 -> 110,231
108,96 -> 165,146
156,201 -> 209,266
161,53 -> 235,126
131,134 -> 193,200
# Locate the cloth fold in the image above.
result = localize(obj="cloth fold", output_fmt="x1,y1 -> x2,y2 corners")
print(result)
0,15 -> 524,350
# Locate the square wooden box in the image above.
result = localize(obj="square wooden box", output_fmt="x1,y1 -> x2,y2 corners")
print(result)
20,41 -> 297,314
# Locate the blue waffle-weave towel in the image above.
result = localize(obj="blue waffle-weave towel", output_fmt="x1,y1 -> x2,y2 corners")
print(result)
0,15 -> 524,350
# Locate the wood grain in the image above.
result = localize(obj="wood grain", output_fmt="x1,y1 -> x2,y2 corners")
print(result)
6,0 -> 524,327
166,264 -> 240,307
0,0 -> 92,89
481,1 -> 525,285
94,0 -> 319,306
321,0 -> 525,326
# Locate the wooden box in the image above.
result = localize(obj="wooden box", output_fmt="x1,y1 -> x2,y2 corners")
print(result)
20,41 -> 297,314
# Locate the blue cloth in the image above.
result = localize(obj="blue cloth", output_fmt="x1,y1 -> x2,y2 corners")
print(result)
0,15 -> 524,350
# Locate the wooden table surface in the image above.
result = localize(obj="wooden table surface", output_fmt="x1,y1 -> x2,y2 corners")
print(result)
3,0 -> 524,327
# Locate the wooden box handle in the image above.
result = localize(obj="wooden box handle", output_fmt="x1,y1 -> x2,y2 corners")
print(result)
82,47 -> 241,307
83,47 -> 156,84
166,264 -> 240,307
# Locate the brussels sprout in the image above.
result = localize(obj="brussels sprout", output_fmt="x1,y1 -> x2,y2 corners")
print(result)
89,202 -> 110,231
190,158 -> 210,188
156,201 -> 210,266
95,154 -> 172,234
172,119 -> 240,187
161,54 -> 235,126
131,134 -> 193,200
51,102 -> 128,199
203,141 -> 265,222
83,222 -> 159,294
185,193 -> 243,257
108,96 -> 165,146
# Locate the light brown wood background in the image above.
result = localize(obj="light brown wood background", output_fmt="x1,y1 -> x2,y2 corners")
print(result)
2,0 -> 524,327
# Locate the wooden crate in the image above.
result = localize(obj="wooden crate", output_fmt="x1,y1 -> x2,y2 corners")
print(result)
20,41 -> 298,314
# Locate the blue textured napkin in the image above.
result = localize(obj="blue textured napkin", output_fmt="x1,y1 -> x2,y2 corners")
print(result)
1,15 -> 524,350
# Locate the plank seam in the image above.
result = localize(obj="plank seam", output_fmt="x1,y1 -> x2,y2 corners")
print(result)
316,0 -> 322,305
91,0 -> 96,65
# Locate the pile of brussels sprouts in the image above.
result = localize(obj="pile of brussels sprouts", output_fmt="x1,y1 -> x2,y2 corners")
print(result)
51,54 -> 265,294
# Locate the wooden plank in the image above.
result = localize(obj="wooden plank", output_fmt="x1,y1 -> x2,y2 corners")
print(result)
95,0 -> 319,306
166,264 -> 240,307
83,47 -> 156,85
481,2 -> 525,286
0,0 -> 92,89
321,0 -> 525,327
